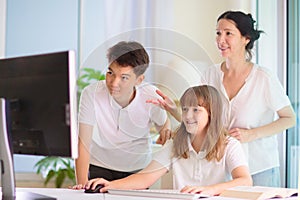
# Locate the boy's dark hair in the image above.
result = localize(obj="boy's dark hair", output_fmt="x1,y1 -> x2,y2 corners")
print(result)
106,41 -> 150,76
218,11 -> 264,61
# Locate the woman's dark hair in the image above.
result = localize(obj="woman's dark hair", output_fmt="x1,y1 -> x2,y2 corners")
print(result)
218,11 -> 264,61
107,41 -> 149,76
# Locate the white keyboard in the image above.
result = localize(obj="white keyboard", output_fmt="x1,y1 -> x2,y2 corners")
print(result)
108,189 -> 210,199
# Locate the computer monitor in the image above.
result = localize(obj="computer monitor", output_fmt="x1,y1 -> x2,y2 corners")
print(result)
0,51 -> 78,200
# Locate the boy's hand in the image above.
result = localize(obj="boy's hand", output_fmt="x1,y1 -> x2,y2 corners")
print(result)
85,178 -> 110,193
156,129 -> 172,145
70,183 -> 85,190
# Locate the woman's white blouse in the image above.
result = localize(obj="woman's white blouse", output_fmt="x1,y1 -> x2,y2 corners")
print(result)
200,64 -> 291,174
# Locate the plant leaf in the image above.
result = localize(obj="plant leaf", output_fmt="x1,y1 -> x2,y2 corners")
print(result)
56,170 -> 66,188
44,170 -> 56,186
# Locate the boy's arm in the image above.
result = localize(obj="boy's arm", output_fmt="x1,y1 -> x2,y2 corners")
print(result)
74,123 -> 93,188
155,117 -> 172,145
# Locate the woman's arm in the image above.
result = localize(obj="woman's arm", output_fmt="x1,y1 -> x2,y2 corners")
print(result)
85,160 -> 168,192
229,105 -> 296,143
146,90 -> 182,122
180,166 -> 252,196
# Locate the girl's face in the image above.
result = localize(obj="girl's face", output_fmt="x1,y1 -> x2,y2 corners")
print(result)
215,19 -> 249,59
182,105 -> 209,135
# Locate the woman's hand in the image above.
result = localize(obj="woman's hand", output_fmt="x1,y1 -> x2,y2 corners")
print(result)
146,90 -> 181,122
228,128 -> 256,143
146,90 -> 176,111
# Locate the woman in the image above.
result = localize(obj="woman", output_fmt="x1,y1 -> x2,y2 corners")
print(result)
85,85 -> 252,196
147,11 -> 296,187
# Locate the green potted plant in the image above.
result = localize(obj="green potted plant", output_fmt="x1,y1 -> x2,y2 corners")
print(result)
34,67 -> 105,188
34,157 -> 75,188
77,68 -> 106,99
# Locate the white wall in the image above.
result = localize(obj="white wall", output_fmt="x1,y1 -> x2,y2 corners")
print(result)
173,0 -> 253,63
5,0 -> 79,58
0,0 -> 6,58
152,0 -> 253,100
5,0 -> 79,173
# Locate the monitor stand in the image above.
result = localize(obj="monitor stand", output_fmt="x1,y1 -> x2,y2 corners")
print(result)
0,192 -> 56,200
16,192 -> 56,200
0,98 -> 56,200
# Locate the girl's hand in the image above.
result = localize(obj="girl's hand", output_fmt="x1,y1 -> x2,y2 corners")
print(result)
180,185 -> 216,196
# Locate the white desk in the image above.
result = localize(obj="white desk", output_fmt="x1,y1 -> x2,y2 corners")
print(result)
1,188 -> 297,200
12,188 -> 238,200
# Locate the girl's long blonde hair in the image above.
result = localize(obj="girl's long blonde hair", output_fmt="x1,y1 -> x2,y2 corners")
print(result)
173,85 -> 228,161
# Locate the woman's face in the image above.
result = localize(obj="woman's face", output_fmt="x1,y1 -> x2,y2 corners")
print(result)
182,105 -> 209,135
215,19 -> 249,59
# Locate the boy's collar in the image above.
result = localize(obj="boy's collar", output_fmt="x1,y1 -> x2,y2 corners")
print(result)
108,87 -> 138,109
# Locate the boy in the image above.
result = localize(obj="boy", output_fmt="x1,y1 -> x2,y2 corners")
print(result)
74,41 -> 170,188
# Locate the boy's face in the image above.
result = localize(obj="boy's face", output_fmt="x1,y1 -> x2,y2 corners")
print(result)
105,62 -> 144,104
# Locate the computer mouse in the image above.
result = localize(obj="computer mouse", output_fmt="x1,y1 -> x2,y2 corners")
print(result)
84,184 -> 104,193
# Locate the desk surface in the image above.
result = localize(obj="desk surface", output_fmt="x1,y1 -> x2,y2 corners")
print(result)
14,188 -> 237,200
1,188 -> 297,200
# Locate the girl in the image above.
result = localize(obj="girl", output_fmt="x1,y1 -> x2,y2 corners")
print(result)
85,85 -> 252,196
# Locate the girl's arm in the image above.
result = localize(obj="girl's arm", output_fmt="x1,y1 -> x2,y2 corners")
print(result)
180,165 -> 252,196
85,160 -> 168,193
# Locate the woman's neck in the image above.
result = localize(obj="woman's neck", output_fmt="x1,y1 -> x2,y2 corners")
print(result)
222,58 -> 253,76
224,57 -> 249,70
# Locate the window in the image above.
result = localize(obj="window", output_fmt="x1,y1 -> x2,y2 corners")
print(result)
287,0 -> 300,188
0,0 -> 6,58
256,0 -> 288,187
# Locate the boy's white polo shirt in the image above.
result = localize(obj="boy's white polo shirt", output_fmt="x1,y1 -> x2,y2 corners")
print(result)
153,137 -> 248,190
79,81 -> 167,172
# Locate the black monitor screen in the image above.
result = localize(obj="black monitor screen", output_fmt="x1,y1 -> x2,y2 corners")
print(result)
0,51 -> 77,158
